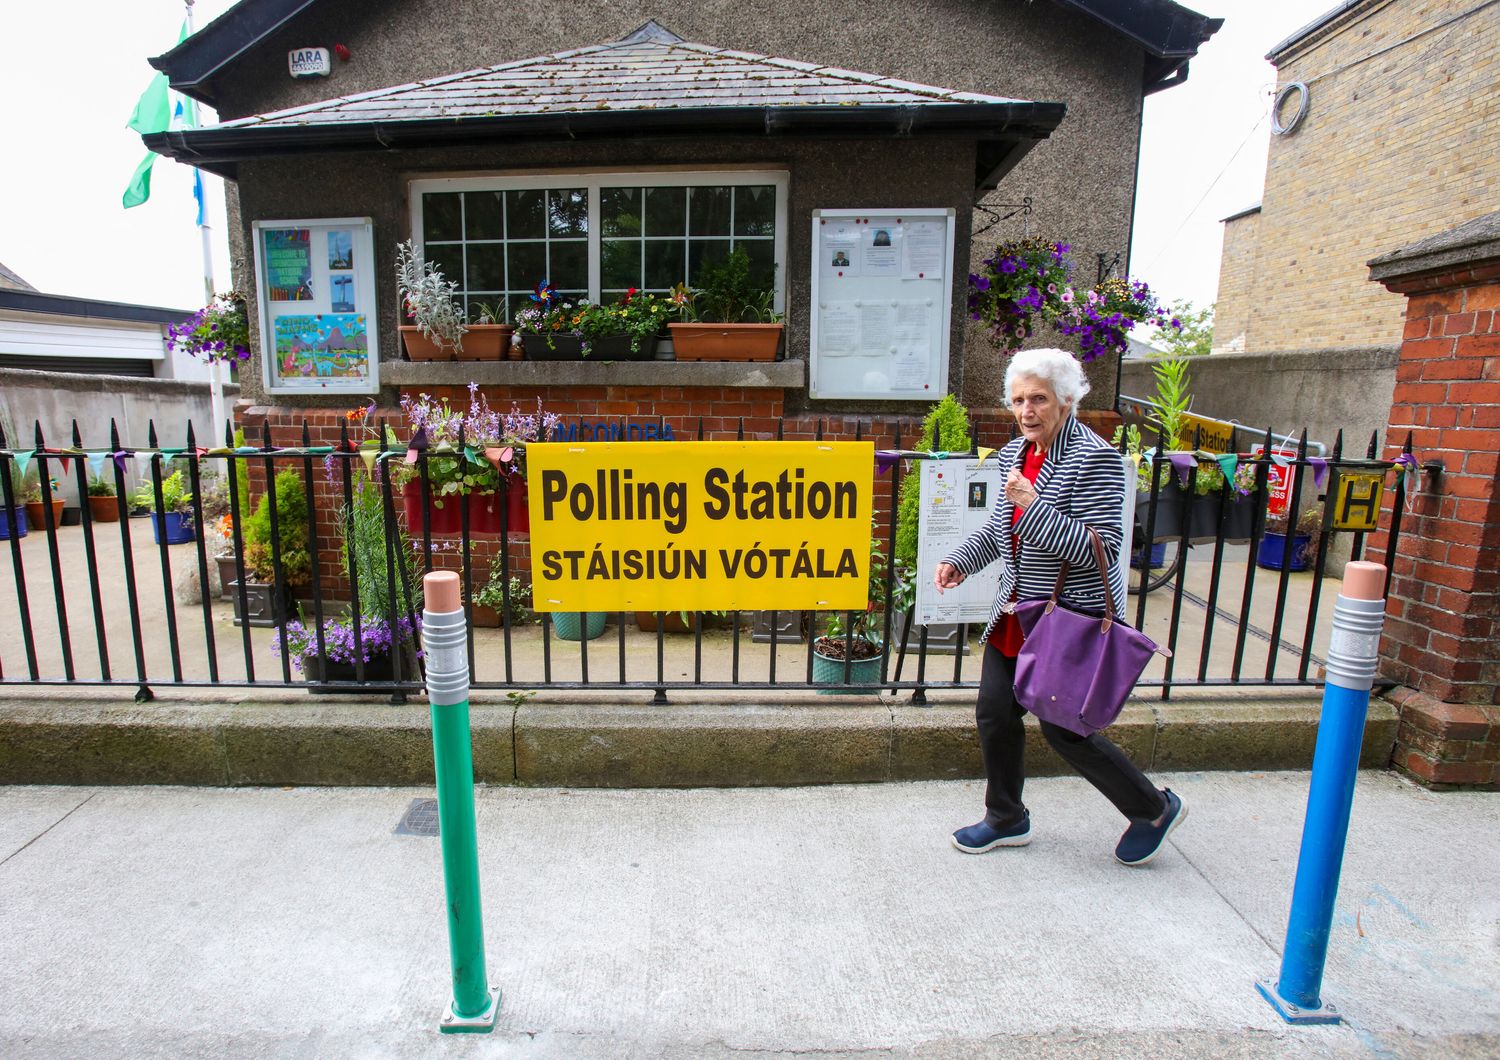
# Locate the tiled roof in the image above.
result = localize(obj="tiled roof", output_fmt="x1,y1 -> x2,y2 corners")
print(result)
0,260 -> 35,291
219,22 -> 1025,131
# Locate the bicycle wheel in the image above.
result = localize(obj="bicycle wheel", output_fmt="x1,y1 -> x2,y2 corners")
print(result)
1127,537 -> 1183,595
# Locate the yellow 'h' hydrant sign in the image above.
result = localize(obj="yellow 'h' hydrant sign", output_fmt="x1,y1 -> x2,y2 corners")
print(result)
526,441 -> 874,613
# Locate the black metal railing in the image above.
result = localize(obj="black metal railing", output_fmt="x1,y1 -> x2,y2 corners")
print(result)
0,416 -> 1416,702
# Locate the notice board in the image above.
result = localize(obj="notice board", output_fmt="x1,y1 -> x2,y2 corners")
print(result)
809,208 -> 955,400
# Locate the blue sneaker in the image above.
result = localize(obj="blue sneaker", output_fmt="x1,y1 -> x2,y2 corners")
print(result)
951,813 -> 1032,853
1115,789 -> 1187,866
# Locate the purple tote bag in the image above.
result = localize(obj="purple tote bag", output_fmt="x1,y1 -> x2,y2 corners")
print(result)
1011,527 -> 1170,736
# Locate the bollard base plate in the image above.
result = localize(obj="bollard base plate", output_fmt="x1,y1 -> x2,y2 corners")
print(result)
440,987 -> 501,1034
1256,978 -> 1340,1025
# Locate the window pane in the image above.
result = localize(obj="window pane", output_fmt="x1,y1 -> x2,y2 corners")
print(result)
465,191 -> 504,240
507,190 -> 545,239
688,239 -> 732,284
550,240 -> 588,291
466,244 -> 503,292
424,193 -> 462,242
507,242 -> 547,292
688,186 -> 732,236
643,241 -> 686,290
734,185 -> 776,237
428,244 -> 464,289
645,187 -> 686,237
601,239 -> 640,290
601,187 -> 641,238
741,240 -> 776,292
508,294 -> 533,323
549,188 -> 588,235
467,296 -> 501,322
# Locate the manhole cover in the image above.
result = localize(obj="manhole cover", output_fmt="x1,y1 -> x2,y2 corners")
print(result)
394,797 -> 439,836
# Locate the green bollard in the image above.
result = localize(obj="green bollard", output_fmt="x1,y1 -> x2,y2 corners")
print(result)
423,570 -> 501,1033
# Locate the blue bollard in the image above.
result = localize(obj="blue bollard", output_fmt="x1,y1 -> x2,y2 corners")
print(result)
1257,561 -> 1388,1025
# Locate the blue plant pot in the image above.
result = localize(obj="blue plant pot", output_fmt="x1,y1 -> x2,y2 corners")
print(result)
1130,541 -> 1167,569
0,507 -> 27,539
812,639 -> 885,694
553,611 -> 607,641
150,511 -> 195,545
1256,532 -> 1310,572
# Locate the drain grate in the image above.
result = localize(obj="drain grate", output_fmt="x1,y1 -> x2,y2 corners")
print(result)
394,797 -> 440,836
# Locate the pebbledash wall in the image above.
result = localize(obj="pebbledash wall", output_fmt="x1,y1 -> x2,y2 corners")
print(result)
205,0 -> 1183,414
1366,209 -> 1500,790
1216,0 -> 1500,355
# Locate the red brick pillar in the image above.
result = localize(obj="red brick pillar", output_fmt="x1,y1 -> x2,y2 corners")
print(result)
1366,211 -> 1500,788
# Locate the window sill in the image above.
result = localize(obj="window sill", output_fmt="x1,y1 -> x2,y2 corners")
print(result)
383,358 -> 806,389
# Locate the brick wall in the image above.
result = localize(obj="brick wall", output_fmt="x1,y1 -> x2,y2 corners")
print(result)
1227,0 -> 1500,353
1367,249 -> 1500,788
1212,209 -> 1258,353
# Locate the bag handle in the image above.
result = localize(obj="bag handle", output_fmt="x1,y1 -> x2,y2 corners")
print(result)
1048,525 -> 1120,630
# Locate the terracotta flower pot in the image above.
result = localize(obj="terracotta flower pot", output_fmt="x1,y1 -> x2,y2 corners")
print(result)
399,325 -> 455,361
467,489 -> 503,535
87,495 -> 121,523
401,480 -> 462,535
668,322 -> 782,362
24,499 -> 65,529
455,323 -> 514,361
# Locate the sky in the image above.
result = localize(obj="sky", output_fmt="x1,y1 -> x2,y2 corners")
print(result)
0,0 -> 1322,314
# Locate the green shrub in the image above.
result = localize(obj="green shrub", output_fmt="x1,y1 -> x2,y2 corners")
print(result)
243,469 -> 311,586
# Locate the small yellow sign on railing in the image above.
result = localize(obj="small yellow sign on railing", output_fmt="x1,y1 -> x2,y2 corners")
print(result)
1332,471 -> 1385,531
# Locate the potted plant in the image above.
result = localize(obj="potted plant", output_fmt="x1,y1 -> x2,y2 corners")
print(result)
667,247 -> 784,361
889,394 -> 972,654
277,474 -> 424,689
1258,507 -> 1323,572
493,398 -> 557,535
394,387 -> 520,536
232,469 -> 312,626
471,568 -> 531,628
1185,460 -> 1259,543
811,535 -> 888,692
394,241 -> 512,361
552,610 -> 608,641
132,470 -> 195,545
22,474 -> 65,531
514,282 -> 667,360
167,291 -> 252,366
86,475 -> 120,524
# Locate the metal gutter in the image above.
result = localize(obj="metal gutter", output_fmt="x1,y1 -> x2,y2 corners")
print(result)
0,289 -> 193,326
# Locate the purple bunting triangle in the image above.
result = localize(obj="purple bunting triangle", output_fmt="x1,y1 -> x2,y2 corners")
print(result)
1308,457 -> 1328,489
874,451 -> 902,476
405,425 -> 429,465
1166,452 -> 1196,487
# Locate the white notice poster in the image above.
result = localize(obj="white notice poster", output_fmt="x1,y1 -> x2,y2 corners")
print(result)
858,302 -> 895,355
915,458 -> 1007,626
903,221 -> 945,278
819,302 -> 860,355
891,347 -> 929,390
863,225 -> 901,276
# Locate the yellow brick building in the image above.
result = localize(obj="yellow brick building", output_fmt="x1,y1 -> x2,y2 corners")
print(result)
1216,0 -> 1500,353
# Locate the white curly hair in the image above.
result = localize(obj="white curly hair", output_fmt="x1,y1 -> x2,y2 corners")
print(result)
1003,348 -> 1090,409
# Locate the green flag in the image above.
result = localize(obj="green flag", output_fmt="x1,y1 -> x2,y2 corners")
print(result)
122,22 -> 188,209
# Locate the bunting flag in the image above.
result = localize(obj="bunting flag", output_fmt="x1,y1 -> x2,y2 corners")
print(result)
1166,452 -> 1197,487
873,451 -> 901,476
976,446 -> 997,466
1269,450 -> 1292,468
135,453 -> 157,477
482,446 -> 514,471
1215,453 -> 1238,482
87,451 -> 110,479
159,448 -> 184,464
12,450 -> 34,480
404,425 -> 429,464
360,448 -> 378,476
113,451 -> 129,474
1308,457 -> 1329,489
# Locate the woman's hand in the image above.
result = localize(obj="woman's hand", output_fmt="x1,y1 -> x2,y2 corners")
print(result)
1005,469 -> 1037,510
933,562 -> 965,592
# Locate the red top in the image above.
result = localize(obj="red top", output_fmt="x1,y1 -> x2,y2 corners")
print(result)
988,445 -> 1046,657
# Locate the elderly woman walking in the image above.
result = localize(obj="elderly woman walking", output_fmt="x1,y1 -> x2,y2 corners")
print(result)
933,348 -> 1186,865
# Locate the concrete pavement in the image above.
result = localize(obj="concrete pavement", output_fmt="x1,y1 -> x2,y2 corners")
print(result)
2,772 -> 1496,1057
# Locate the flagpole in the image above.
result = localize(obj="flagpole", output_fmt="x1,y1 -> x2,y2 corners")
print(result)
183,0 -> 226,439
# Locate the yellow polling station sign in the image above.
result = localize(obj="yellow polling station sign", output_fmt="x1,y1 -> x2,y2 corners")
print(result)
526,441 -> 874,613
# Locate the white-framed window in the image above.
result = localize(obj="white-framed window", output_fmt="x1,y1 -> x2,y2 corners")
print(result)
409,170 -> 789,323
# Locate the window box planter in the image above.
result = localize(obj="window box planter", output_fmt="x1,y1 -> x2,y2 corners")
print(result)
215,556 -> 242,599
454,323 -> 514,361
86,496 -> 121,524
149,511 -> 195,545
467,489 -> 502,535
519,332 -> 658,361
1187,493 -> 1257,543
398,325 -> 453,361
668,322 -> 783,362
401,480 -> 462,536
552,611 -> 608,641
25,499 -> 65,530
304,653 -> 397,692
0,506 -> 27,539
1256,533 -> 1311,572
811,636 -> 884,693
1135,484 -> 1187,541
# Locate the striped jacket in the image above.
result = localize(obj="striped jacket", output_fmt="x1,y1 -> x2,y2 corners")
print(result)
944,415 -> 1128,641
